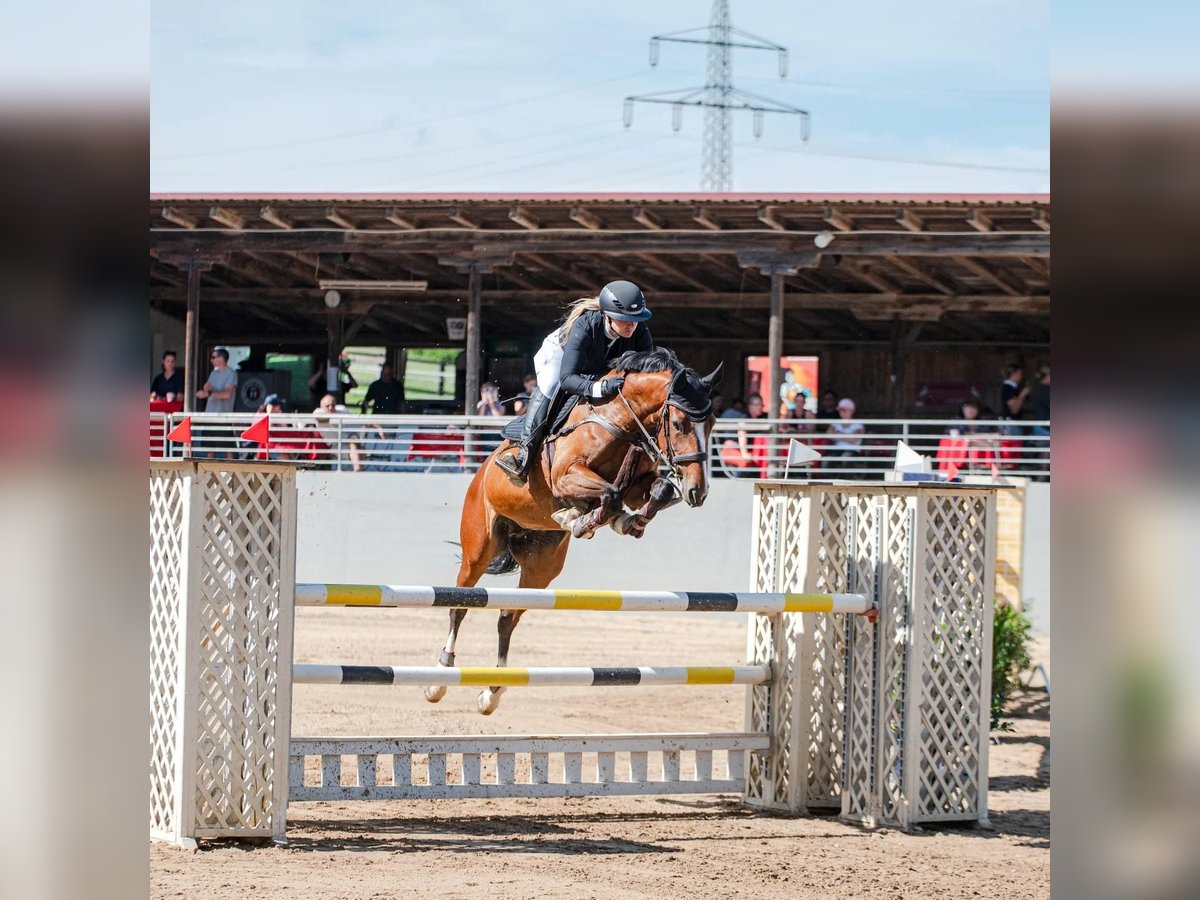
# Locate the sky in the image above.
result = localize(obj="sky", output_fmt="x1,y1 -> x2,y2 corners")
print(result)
150,0 -> 1050,194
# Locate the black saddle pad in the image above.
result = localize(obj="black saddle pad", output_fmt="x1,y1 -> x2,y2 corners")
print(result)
500,394 -> 582,443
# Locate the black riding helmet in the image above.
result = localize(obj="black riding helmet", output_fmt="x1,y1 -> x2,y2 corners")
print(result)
598,280 -> 652,323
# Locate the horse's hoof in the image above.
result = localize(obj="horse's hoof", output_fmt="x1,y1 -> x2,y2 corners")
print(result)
424,684 -> 447,703
478,688 -> 502,715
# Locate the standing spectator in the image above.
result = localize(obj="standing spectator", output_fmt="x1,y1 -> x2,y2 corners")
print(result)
308,356 -> 358,406
361,363 -> 405,415
999,363 -> 1030,433
195,347 -> 238,458
150,350 -> 183,402
826,397 -> 865,477
475,382 -> 506,416
522,373 -> 538,398
1029,365 -> 1050,435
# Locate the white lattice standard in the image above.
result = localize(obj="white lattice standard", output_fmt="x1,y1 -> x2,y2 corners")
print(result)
748,482 -> 997,830
149,462 -> 297,848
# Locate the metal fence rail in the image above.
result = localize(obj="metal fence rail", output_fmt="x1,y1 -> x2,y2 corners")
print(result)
149,412 -> 1051,480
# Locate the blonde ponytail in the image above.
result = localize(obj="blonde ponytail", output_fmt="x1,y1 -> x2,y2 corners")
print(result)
557,296 -> 601,346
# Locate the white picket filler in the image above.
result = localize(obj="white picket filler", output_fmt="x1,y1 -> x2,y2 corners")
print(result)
149,462 -> 996,846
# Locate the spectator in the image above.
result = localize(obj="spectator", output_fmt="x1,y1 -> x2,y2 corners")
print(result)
794,395 -> 819,437
475,382 -> 506,416
727,394 -> 769,477
150,350 -> 183,402
308,356 -> 358,406
361,363 -> 405,415
948,398 -> 991,437
195,348 -> 238,458
720,398 -> 747,419
522,373 -> 538,398
776,399 -> 799,434
818,390 -> 840,420
710,392 -> 726,418
826,397 -> 864,477
512,392 -> 531,416
999,363 -> 1030,435
1029,365 -> 1050,435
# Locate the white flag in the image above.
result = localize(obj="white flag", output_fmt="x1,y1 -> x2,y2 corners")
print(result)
894,440 -> 930,473
786,439 -> 822,465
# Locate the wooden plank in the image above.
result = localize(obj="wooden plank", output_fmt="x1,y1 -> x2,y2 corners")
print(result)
896,209 -> 924,233
756,205 -> 787,231
288,778 -> 748,801
569,206 -> 603,230
823,206 -> 855,232
633,207 -> 664,230
692,206 -> 721,231
384,208 -> 417,229
508,207 -> 540,230
952,256 -> 1026,296
447,208 -> 480,229
161,207 -> 198,229
325,207 -> 355,230
259,206 -> 293,229
967,209 -> 994,233
150,228 -> 1051,256
208,206 -> 245,229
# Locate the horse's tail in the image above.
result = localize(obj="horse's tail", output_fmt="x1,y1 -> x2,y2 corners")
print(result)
486,516 -> 520,575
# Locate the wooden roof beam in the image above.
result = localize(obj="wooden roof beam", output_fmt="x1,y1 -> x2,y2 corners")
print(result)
967,209 -> 994,232
522,253 -> 590,289
692,207 -> 721,231
161,206 -> 198,229
569,206 -> 603,230
840,259 -> 902,294
896,209 -> 925,232
385,207 -> 417,229
756,205 -> 787,231
447,208 -> 480,229
952,256 -> 1026,296
633,207 -> 663,230
260,206 -> 293,229
1022,257 -> 1050,279
635,253 -> 709,292
1033,209 -> 1050,231
882,255 -> 957,295
324,207 -> 355,230
823,206 -> 855,232
208,206 -> 245,230
508,206 -> 540,230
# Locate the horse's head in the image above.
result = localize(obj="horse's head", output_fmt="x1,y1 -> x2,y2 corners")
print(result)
612,349 -> 722,509
663,362 -> 722,507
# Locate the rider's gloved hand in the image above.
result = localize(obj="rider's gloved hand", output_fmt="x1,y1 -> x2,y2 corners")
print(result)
591,376 -> 625,399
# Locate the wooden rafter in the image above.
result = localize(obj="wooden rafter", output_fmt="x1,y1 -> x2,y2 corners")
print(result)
823,206 -> 855,232
896,209 -> 924,232
1033,209 -> 1050,231
260,206 -> 293,229
385,208 -> 417,229
569,206 -> 603,230
447,208 -> 480,229
692,207 -> 721,231
967,209 -> 994,232
952,256 -> 1026,297
632,207 -> 664,230
756,205 -> 787,231
325,207 -> 355,230
635,253 -> 709,291
839,259 -> 902,294
508,207 -> 540,230
882,255 -> 957,295
208,206 -> 245,230
161,207 -> 198,229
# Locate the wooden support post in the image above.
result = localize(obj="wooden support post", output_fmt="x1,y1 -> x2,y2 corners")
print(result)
768,273 -> 785,426
326,309 -> 345,398
181,260 -> 212,413
465,262 -> 483,414
889,321 -> 924,416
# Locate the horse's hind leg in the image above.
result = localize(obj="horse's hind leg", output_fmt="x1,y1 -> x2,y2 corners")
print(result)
478,531 -> 569,715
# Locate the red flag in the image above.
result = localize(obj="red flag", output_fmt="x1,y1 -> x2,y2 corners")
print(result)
946,462 -> 960,481
241,415 -> 271,445
166,417 -> 192,445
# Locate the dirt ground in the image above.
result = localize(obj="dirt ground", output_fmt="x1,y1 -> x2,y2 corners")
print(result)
151,609 -> 1050,899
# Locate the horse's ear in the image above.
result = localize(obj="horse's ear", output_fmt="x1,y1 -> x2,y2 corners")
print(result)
701,362 -> 724,393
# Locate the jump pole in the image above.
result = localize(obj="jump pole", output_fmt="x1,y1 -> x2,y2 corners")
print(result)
294,664 -> 771,687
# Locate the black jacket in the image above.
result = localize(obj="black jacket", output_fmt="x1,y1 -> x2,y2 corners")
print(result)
557,310 -> 653,398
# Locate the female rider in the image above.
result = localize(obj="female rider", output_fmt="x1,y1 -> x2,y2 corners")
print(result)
495,280 -> 653,483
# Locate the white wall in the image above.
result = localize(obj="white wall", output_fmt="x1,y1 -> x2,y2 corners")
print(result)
294,472 -> 1052,637
1022,481 -> 1051,635
296,473 -> 757,591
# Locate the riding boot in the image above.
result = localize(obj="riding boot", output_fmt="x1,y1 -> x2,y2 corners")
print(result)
495,388 -> 553,483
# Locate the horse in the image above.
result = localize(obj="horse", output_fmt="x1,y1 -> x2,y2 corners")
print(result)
425,347 -> 722,714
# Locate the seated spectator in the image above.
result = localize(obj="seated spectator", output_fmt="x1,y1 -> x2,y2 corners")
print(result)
720,398 -> 747,419
721,394 -> 769,477
826,397 -> 864,477
818,390 -> 840,420
948,398 -> 991,437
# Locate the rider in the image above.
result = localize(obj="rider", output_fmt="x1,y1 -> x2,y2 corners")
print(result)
495,280 -> 654,483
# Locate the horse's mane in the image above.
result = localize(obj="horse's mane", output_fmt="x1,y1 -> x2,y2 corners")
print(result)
611,347 -> 697,378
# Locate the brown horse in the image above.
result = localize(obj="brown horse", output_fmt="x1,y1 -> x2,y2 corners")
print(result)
425,348 -> 722,713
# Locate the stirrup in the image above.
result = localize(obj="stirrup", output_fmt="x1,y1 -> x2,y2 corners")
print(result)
495,448 -> 528,482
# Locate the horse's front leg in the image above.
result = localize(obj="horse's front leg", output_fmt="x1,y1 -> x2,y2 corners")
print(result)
478,609 -> 526,715
555,462 -> 624,540
612,474 -> 680,539
424,608 -> 467,703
